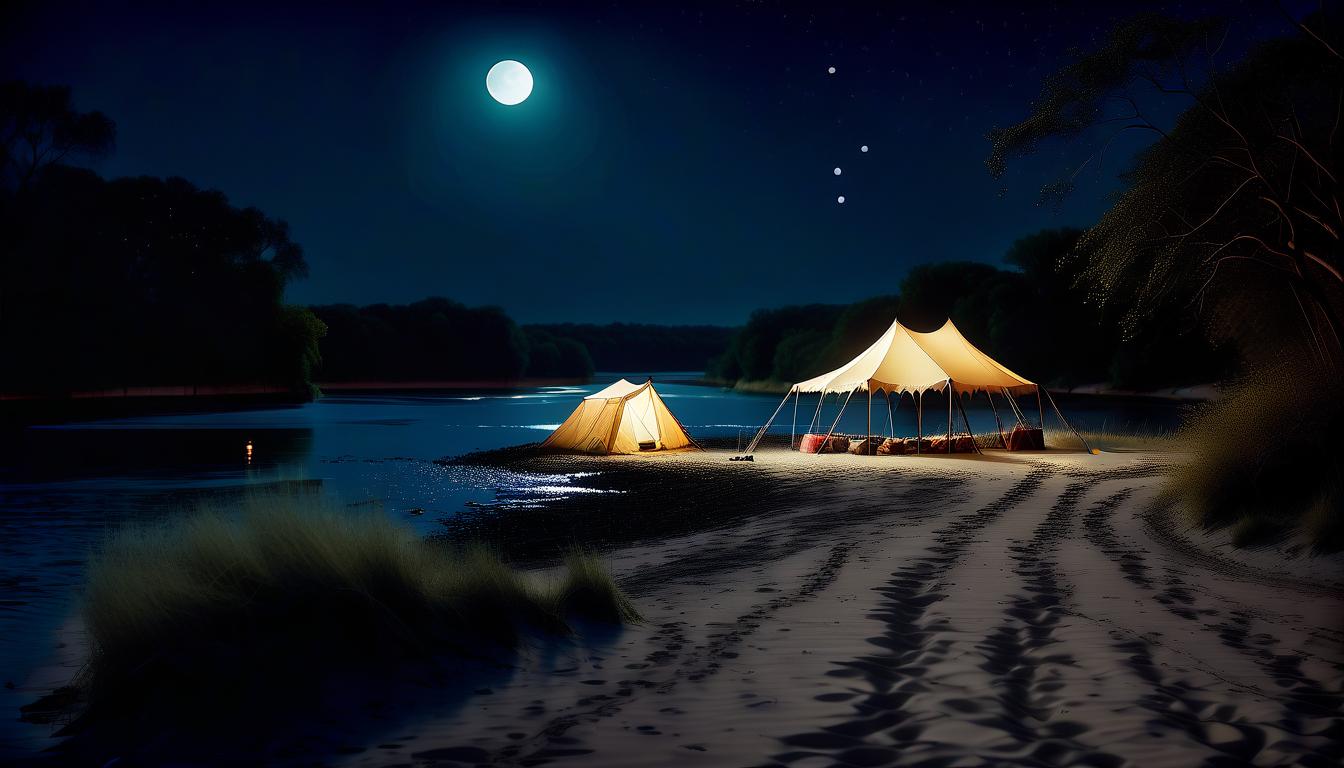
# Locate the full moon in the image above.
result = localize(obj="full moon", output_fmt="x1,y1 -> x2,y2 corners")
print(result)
486,60 -> 533,105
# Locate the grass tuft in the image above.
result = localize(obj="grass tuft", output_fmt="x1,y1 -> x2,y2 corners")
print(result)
555,550 -> 642,624
1045,427 -> 1182,452
78,493 -> 638,717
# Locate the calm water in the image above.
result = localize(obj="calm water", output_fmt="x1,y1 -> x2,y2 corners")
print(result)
0,374 -> 1189,756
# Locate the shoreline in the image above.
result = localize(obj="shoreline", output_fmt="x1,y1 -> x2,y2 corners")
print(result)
12,446 -> 1343,765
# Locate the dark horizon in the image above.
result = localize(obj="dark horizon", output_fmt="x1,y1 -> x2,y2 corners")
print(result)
3,0 -> 1304,325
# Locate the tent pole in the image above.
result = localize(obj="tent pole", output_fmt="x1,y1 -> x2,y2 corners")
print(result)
1003,387 -> 1027,426
917,391 -> 923,453
744,388 -> 793,455
867,385 -> 873,455
1043,388 -> 1093,454
954,389 -> 982,454
887,392 -> 895,438
1036,385 -> 1045,430
818,388 -> 856,456
791,389 -> 799,450
810,391 -> 826,434
947,380 -> 953,454
987,390 -> 1007,448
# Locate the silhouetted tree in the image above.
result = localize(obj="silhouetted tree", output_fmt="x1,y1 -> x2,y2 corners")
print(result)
711,231 -> 1230,389
0,81 -> 115,189
1,83 -> 322,397
988,12 -> 1344,370
310,299 -> 534,382
523,327 -> 595,378
524,323 -> 734,373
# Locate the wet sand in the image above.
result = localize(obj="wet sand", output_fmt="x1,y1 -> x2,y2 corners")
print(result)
364,448 -> 1343,767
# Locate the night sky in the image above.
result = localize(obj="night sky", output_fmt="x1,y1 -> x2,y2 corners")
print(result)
1,1 -> 1299,324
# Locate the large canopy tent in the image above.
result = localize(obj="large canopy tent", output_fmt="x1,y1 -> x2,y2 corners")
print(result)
542,378 -> 700,455
743,318 -> 1090,455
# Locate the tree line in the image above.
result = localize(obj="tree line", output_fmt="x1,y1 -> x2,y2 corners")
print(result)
308,303 -> 735,383
1,83 -> 324,397
711,228 -> 1233,391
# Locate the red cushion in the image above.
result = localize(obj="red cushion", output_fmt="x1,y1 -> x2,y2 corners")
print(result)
799,433 -> 826,453
1007,426 -> 1044,451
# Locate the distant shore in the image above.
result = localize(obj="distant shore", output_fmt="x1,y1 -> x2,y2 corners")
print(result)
315,377 -> 591,391
702,376 -> 1220,401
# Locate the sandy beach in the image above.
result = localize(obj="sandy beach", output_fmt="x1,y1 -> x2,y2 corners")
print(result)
295,447 -> 1342,768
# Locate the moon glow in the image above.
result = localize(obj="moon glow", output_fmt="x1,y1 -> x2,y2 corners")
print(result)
486,60 -> 533,105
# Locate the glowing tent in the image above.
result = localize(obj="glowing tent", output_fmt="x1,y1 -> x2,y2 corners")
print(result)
744,318 -> 1089,455
542,378 -> 699,454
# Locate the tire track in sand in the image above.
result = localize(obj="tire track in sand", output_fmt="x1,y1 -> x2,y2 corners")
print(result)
1087,486 -> 1343,765
766,466 -> 1053,767
433,543 -> 854,767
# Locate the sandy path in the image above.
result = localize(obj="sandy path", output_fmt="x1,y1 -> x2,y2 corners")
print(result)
343,449 -> 1343,768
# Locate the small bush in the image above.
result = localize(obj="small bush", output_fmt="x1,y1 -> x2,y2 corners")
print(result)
79,493 -> 637,715
1169,366 -> 1343,552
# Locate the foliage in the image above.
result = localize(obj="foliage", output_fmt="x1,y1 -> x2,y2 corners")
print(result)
311,307 -> 743,383
0,81 -> 115,189
1043,426 -> 1180,452
988,12 -> 1344,370
522,326 -> 596,379
270,306 -> 328,398
555,549 -> 642,624
712,304 -> 844,382
1,165 -> 319,395
524,322 -> 734,374
1169,366 -> 1342,552
710,229 -> 1230,389
310,298 -> 531,382
80,494 -> 638,716
992,12 -> 1344,549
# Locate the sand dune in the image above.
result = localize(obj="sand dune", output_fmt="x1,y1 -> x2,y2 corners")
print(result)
351,449 -> 1343,767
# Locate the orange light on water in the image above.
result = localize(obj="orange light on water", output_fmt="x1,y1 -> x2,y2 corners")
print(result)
246,440 -> 254,463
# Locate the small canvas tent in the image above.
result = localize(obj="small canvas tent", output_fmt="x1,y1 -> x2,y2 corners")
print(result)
542,378 -> 699,454
744,318 -> 1089,454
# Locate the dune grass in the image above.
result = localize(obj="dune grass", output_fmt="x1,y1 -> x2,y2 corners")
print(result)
1167,366 -> 1343,552
1044,426 -> 1183,452
77,493 -> 638,717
